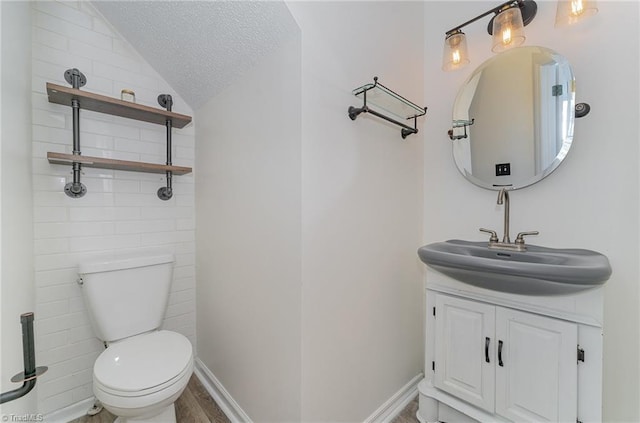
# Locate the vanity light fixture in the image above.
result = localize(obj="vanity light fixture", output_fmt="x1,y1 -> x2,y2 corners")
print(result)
442,0 -> 599,71
442,0 -> 537,71
555,0 -> 598,27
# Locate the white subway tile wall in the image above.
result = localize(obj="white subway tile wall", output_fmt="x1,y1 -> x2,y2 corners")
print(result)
31,1 -> 196,415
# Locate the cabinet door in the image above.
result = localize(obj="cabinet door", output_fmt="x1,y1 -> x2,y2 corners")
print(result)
434,294 -> 495,412
495,308 -> 577,422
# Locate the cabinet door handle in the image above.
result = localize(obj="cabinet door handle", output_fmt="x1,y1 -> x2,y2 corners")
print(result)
498,340 -> 504,367
485,337 -> 490,363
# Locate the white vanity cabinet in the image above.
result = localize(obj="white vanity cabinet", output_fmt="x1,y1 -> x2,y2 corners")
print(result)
434,293 -> 577,422
419,270 -> 604,423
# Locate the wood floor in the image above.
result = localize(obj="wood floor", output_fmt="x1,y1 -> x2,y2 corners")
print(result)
391,398 -> 419,423
69,374 -> 419,423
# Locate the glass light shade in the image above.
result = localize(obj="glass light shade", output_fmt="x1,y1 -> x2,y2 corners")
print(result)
442,31 -> 470,71
555,0 -> 598,27
491,7 -> 526,53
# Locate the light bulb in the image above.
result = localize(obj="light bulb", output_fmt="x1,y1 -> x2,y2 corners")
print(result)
452,50 -> 461,65
571,0 -> 585,16
502,28 -> 512,46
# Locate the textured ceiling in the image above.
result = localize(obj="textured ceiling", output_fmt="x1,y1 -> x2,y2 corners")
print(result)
93,1 -> 299,110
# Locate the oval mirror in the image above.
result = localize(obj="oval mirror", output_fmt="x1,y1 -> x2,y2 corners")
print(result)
451,46 -> 575,190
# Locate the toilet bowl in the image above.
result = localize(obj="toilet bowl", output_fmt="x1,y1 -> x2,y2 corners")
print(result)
78,254 -> 193,423
93,331 -> 193,422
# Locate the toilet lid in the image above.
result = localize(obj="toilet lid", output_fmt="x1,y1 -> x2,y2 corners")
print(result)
94,330 -> 192,392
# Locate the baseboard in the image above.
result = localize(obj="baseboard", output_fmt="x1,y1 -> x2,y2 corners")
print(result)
364,373 -> 424,423
45,365 -> 421,423
193,357 -> 253,423
44,396 -> 96,423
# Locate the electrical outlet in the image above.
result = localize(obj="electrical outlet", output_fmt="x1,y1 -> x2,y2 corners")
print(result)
496,163 -> 511,176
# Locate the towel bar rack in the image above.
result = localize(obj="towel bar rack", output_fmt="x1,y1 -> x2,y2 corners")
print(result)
348,77 -> 427,139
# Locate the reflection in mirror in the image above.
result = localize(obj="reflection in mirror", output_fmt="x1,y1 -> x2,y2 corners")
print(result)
451,46 -> 575,190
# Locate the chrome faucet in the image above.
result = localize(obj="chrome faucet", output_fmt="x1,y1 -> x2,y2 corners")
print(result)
480,188 -> 539,251
497,188 -> 510,243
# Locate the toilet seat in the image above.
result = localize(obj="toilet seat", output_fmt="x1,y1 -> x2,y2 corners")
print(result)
94,330 -> 193,397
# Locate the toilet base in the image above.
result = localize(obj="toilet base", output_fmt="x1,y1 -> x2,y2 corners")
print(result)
113,404 -> 176,423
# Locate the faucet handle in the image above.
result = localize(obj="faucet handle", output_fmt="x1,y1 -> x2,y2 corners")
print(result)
515,231 -> 539,245
479,228 -> 499,243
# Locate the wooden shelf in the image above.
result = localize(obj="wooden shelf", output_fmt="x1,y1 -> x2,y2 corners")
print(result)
47,152 -> 192,175
45,74 -> 192,200
46,83 -> 192,128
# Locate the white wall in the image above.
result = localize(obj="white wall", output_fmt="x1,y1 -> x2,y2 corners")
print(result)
196,2 -> 425,421
423,2 -> 639,421
195,35 -> 303,422
0,0 -> 37,416
29,1 -> 196,414
287,2 -> 425,421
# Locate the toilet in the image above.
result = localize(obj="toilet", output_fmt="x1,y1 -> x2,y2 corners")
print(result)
79,254 -> 193,423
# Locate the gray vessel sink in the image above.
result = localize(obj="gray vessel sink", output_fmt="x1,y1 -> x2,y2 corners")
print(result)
418,240 -> 612,295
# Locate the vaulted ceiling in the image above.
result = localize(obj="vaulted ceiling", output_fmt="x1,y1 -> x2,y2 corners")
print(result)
93,1 -> 300,110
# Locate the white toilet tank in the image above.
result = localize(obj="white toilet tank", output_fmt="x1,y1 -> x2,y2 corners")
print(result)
78,254 -> 175,343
